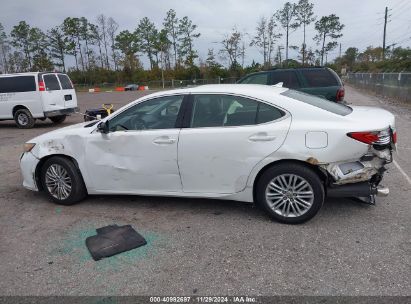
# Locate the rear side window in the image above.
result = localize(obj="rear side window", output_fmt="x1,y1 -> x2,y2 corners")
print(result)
300,69 -> 339,87
191,95 -> 257,128
257,103 -> 285,124
190,94 -> 285,128
271,71 -> 300,89
281,89 -> 352,116
57,74 -> 73,89
43,74 -> 61,91
238,73 -> 269,85
0,76 -> 36,93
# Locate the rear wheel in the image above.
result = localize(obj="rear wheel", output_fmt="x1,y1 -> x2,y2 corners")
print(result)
49,115 -> 66,124
256,163 -> 324,224
40,156 -> 87,205
14,108 -> 35,129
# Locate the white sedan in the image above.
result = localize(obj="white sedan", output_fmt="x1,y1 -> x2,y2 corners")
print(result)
20,84 -> 396,224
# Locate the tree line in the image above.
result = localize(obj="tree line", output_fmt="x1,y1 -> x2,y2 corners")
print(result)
331,46 -> 411,73
2,1 -> 405,85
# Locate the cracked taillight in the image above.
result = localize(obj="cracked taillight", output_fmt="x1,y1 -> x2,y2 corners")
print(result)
347,128 -> 391,146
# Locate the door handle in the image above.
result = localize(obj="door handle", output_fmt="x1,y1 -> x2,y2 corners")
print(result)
249,132 -> 276,142
153,136 -> 176,145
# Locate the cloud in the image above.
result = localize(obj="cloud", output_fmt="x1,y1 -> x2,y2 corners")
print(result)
1,0 -> 408,68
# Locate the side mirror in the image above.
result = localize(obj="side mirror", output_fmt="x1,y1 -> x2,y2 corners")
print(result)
97,121 -> 109,134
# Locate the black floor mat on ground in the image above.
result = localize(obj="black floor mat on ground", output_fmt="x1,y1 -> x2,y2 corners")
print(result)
86,225 -> 147,261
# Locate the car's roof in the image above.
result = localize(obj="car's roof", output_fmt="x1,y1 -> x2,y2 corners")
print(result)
245,67 -> 330,75
147,84 -> 289,98
0,72 -> 40,77
0,71 -> 67,77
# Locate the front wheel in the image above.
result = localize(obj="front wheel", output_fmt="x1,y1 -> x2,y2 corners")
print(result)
49,115 -> 66,124
256,163 -> 324,224
40,156 -> 87,205
14,108 -> 35,128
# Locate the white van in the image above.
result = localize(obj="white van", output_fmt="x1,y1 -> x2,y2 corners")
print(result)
0,72 -> 79,128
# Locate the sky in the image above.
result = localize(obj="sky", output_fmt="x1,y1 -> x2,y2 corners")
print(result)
1,0 -> 410,68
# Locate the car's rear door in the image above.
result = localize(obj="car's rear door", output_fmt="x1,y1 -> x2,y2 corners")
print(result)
57,74 -> 77,109
41,73 -> 65,111
178,94 -> 291,194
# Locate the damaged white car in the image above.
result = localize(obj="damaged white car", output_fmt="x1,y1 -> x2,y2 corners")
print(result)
20,84 -> 396,224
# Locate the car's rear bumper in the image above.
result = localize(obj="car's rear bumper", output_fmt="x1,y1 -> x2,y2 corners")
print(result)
323,148 -> 392,186
323,147 -> 392,202
44,107 -> 79,117
20,152 -> 40,191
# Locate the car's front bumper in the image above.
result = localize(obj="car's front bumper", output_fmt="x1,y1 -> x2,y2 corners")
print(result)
44,107 -> 79,117
20,152 -> 40,191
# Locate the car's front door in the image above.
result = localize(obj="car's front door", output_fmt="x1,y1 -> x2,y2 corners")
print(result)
178,94 -> 292,194
84,94 -> 186,194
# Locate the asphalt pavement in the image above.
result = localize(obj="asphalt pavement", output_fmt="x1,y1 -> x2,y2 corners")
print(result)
0,86 -> 409,296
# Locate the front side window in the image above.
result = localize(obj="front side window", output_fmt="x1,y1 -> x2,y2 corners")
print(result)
43,74 -> 61,91
238,73 -> 269,85
190,94 -> 285,128
109,95 -> 184,132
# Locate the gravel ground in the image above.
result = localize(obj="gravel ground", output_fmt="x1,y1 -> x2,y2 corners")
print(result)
0,86 -> 409,296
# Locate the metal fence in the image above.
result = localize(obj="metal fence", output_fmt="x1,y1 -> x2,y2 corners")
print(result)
74,77 -> 239,91
346,72 -> 411,103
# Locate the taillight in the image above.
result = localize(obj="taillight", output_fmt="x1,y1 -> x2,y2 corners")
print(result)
38,81 -> 45,91
347,129 -> 391,146
392,131 -> 397,144
336,87 -> 345,102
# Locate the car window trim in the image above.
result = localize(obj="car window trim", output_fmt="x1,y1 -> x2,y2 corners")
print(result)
181,94 -> 194,128
183,93 -> 289,129
175,94 -> 191,128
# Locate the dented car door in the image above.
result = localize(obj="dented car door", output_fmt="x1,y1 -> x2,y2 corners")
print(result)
84,95 -> 185,194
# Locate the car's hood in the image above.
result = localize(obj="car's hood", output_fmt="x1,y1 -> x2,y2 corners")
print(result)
28,121 -> 97,144
346,106 -> 395,131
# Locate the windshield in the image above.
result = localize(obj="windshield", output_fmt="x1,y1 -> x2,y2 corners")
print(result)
281,89 -> 352,116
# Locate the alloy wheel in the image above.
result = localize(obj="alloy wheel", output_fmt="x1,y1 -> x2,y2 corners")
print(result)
45,164 -> 72,200
265,174 -> 314,218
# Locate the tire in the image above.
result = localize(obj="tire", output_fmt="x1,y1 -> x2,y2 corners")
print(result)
49,115 -> 67,124
256,163 -> 324,224
40,156 -> 87,205
14,108 -> 35,129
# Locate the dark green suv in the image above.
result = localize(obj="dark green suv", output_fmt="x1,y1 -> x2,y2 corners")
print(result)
237,67 -> 345,102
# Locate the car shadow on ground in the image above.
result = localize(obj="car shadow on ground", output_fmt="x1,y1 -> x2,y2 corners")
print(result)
27,189 -> 374,224
0,121 -> 57,129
